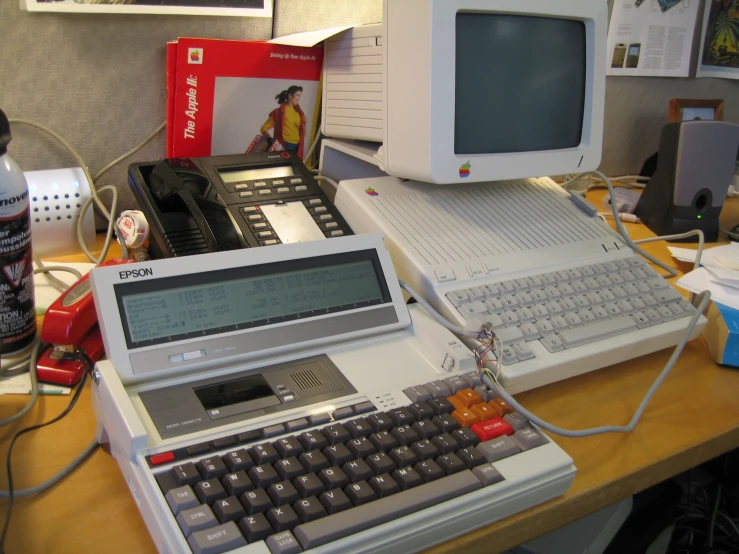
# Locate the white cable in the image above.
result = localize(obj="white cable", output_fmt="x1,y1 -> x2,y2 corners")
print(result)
303,129 -> 322,167
315,174 -> 339,192
399,280 -> 479,338
479,290 -> 710,437
92,121 -> 165,182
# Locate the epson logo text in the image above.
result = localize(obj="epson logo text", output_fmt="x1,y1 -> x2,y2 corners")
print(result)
119,268 -> 154,280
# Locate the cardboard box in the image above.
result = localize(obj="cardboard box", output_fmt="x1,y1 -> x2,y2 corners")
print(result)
704,301 -> 739,367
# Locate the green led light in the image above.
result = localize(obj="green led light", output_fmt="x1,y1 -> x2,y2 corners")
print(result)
697,215 -> 702,219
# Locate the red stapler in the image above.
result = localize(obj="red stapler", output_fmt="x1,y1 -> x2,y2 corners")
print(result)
37,258 -> 131,386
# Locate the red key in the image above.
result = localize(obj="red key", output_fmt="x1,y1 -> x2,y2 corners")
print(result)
470,418 -> 514,442
149,452 -> 175,466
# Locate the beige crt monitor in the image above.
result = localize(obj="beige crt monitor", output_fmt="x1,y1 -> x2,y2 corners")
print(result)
321,0 -> 607,185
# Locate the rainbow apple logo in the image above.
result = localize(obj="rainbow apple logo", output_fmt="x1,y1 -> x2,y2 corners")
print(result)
190,50 -> 200,62
459,161 -> 471,178
187,48 -> 203,64
365,188 -> 379,196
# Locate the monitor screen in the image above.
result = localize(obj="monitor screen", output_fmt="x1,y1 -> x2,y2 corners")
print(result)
455,13 -> 586,155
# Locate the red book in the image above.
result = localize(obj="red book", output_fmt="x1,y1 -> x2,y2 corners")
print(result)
169,38 -> 323,159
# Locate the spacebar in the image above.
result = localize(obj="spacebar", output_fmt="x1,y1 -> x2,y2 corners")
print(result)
293,471 -> 482,550
558,317 -> 638,348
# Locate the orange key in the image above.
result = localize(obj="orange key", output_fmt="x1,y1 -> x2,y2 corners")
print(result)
490,398 -> 514,416
451,409 -> 480,428
452,388 -> 483,408
470,402 -> 497,422
448,395 -> 467,412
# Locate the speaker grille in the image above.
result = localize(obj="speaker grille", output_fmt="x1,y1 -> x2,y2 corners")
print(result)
287,361 -> 343,396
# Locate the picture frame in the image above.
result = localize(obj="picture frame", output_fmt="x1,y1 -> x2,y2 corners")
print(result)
669,98 -> 724,122
21,0 -> 272,17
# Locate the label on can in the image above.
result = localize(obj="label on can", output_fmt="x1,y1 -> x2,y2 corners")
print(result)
0,191 -> 36,354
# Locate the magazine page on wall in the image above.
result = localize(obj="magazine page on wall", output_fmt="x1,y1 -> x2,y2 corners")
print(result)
697,0 -> 739,79
169,39 -> 323,159
22,0 -> 272,16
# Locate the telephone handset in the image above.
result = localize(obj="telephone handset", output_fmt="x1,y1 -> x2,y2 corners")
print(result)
129,151 -> 353,259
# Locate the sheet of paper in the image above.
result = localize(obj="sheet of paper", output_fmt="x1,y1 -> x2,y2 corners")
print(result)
677,267 -> 739,311
668,246 -> 698,263
606,0 -> 700,77
268,26 -> 355,47
697,0 -> 739,80
34,261 -> 93,314
0,371 -> 71,396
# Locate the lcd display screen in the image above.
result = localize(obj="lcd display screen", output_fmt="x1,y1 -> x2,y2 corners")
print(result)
455,13 -> 586,155
218,165 -> 294,183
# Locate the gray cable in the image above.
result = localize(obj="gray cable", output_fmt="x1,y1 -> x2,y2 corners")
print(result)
92,121 -> 165,182
0,340 -> 42,427
480,290 -> 710,437
399,280 -> 479,338
0,439 -> 98,498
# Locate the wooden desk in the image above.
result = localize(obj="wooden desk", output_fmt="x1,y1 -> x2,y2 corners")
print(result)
2,195 -> 739,554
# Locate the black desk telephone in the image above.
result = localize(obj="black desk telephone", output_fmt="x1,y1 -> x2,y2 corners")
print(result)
128,152 -> 352,258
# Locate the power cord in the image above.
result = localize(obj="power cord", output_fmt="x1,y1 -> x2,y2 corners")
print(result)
0,350 -> 97,553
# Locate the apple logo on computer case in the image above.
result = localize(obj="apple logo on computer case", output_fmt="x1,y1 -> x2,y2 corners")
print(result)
459,162 -> 471,178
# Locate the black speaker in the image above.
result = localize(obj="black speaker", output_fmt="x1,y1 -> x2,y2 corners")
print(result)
634,120 -> 739,242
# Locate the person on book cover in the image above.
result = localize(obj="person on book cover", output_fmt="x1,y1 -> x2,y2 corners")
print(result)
260,85 -> 307,157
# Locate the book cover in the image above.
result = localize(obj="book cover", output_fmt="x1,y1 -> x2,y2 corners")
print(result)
166,41 -> 179,158
170,38 -> 323,159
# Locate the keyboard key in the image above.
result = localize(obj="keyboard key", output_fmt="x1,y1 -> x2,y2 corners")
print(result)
165,485 -> 200,515
389,445 -> 419,468
446,290 -> 469,307
470,403 -> 497,422
366,412 -> 394,432
293,496 -> 328,523
366,452 -> 396,476
318,467 -> 350,490
332,407 -> 354,420
308,413 -> 331,426
657,306 -> 674,321
426,380 -> 453,398
324,443 -> 353,466
262,424 -> 285,438
298,450 -> 330,474
457,447 -> 486,469
451,427 -> 480,448
477,436 -> 521,463
298,431 -> 327,452
490,398 -> 514,416
512,343 -> 535,361
177,504 -> 218,536
195,478 -> 228,505
266,530 -> 302,554
472,463 -> 505,487
347,437 -> 377,459
318,488 -> 353,515
285,418 -> 309,433
241,488 -> 274,515
275,437 -> 305,459
187,521 -> 247,554
453,388 -> 483,408
353,401 -> 376,415
250,444 -> 280,466
632,312 -> 651,329
171,463 -> 201,488
292,472 -> 486,550
187,443 -> 211,457
237,430 -> 262,445
540,335 -> 564,353
558,317 -> 637,348
391,424 -> 420,446
408,401 -> 435,420
249,464 -> 281,488
267,505 -> 301,532
197,457 -> 229,480
470,418 -> 514,442
431,433 -> 459,454
213,496 -> 247,524
268,481 -> 301,507
223,450 -> 253,473
451,409 -> 480,428
514,428 -> 548,450
410,439 -> 441,461
212,436 -> 237,450
411,419 -> 439,439
294,473 -> 325,499
414,459 -> 445,483
536,320 -> 555,335
239,512 -> 273,543
322,424 -> 351,445
388,407 -> 416,426
503,412 -> 531,431
369,431 -> 398,453
431,413 -> 460,433
437,453 -> 466,476
427,397 -> 455,416
275,457 -> 306,481
222,471 -> 255,497
342,459 -> 374,483
367,473 -> 401,499
403,386 -> 431,403
392,466 -> 424,490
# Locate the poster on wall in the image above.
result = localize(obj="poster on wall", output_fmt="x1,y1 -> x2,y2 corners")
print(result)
606,0 -> 700,77
21,0 -> 272,17
697,0 -> 739,79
